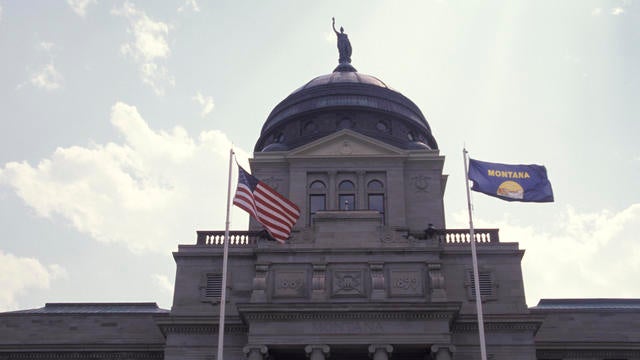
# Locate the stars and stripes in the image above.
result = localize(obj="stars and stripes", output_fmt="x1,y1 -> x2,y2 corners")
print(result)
232,165 -> 300,243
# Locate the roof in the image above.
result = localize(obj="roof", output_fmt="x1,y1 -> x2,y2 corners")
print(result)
254,67 -> 438,152
2,302 -> 169,314
532,298 -> 640,311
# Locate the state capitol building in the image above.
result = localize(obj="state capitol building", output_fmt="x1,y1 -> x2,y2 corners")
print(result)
1,32 -> 639,360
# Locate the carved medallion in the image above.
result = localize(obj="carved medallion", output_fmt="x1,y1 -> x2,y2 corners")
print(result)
340,140 -> 353,155
332,270 -> 365,297
389,269 -> 423,297
273,270 -> 307,298
411,175 -> 430,192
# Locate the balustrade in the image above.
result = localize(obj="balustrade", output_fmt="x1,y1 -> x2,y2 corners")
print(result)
195,228 -> 499,247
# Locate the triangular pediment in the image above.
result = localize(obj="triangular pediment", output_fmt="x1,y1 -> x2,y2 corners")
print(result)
288,130 -> 406,158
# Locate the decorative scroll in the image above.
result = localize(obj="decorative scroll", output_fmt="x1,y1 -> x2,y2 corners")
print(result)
250,264 -> 268,302
312,264 -> 327,297
428,263 -> 447,301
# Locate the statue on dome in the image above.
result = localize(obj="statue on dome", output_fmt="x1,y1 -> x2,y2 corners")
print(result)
332,17 -> 352,64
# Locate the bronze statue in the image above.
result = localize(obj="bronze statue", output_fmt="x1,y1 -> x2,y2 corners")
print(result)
332,17 -> 352,64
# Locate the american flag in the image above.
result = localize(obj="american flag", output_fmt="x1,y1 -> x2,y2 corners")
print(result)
232,166 -> 300,243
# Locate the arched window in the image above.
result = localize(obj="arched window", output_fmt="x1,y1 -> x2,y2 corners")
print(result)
338,180 -> 355,210
309,180 -> 326,222
367,180 -> 385,218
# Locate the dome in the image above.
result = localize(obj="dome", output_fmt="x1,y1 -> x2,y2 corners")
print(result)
254,67 -> 438,152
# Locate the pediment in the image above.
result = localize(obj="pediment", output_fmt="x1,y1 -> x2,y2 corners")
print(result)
289,130 -> 406,158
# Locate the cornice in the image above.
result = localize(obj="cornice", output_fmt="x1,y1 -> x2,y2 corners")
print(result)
238,302 -> 461,322
243,311 -> 457,322
156,316 -> 247,335
537,349 -> 640,358
0,352 -> 163,360
159,323 -> 248,335
453,314 -> 542,333
536,341 -> 640,350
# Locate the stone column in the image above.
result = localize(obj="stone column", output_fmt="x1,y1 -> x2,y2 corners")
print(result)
430,345 -> 455,360
243,345 -> 268,360
368,344 -> 393,360
357,170 -> 366,209
305,345 -> 330,360
328,171 -> 337,210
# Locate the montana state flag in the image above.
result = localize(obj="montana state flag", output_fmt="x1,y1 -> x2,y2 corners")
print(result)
468,159 -> 554,202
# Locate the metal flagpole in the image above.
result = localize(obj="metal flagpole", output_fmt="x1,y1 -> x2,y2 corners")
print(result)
216,148 -> 234,360
463,148 -> 488,360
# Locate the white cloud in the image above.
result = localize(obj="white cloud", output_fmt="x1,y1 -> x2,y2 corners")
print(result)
591,8 -> 602,15
325,31 -> 335,43
67,0 -> 97,17
152,274 -> 174,294
0,102 -> 250,254
139,62 -> 175,95
460,204 -> 640,306
30,63 -> 63,90
178,0 -> 200,13
0,251 -> 66,311
192,92 -> 214,117
39,41 -> 55,51
112,2 -> 174,95
24,41 -> 63,90
611,7 -> 625,15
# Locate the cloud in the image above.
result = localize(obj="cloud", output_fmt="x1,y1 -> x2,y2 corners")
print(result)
67,0 -> 97,17
458,204 -> 640,306
325,31 -> 335,43
192,92 -> 214,117
39,42 -> 55,51
611,7 -> 625,15
0,251 -> 66,311
30,63 -> 63,90
178,0 -> 200,13
591,8 -> 602,15
23,41 -> 63,91
112,2 -> 174,95
152,274 -> 174,294
0,102 -> 250,254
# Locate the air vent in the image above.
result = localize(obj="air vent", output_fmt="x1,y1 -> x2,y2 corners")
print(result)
466,270 -> 496,301
200,273 -> 223,302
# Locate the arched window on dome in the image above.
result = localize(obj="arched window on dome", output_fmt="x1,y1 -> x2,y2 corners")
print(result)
367,180 -> 385,221
338,180 -> 355,211
309,180 -> 326,224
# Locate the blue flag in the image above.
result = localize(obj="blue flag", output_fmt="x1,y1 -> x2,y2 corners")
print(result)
468,158 -> 554,202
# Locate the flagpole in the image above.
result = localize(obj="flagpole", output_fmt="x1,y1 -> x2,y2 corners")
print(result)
216,148 -> 234,360
463,148 -> 488,360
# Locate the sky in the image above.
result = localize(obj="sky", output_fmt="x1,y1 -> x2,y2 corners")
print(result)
0,0 -> 638,312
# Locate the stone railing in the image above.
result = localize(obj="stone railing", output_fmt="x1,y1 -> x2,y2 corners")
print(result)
195,228 -> 499,247
441,228 -> 499,244
407,228 -> 499,244
196,231 -> 267,246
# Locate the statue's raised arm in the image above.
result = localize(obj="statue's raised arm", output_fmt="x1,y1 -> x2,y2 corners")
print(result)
331,17 -> 352,65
